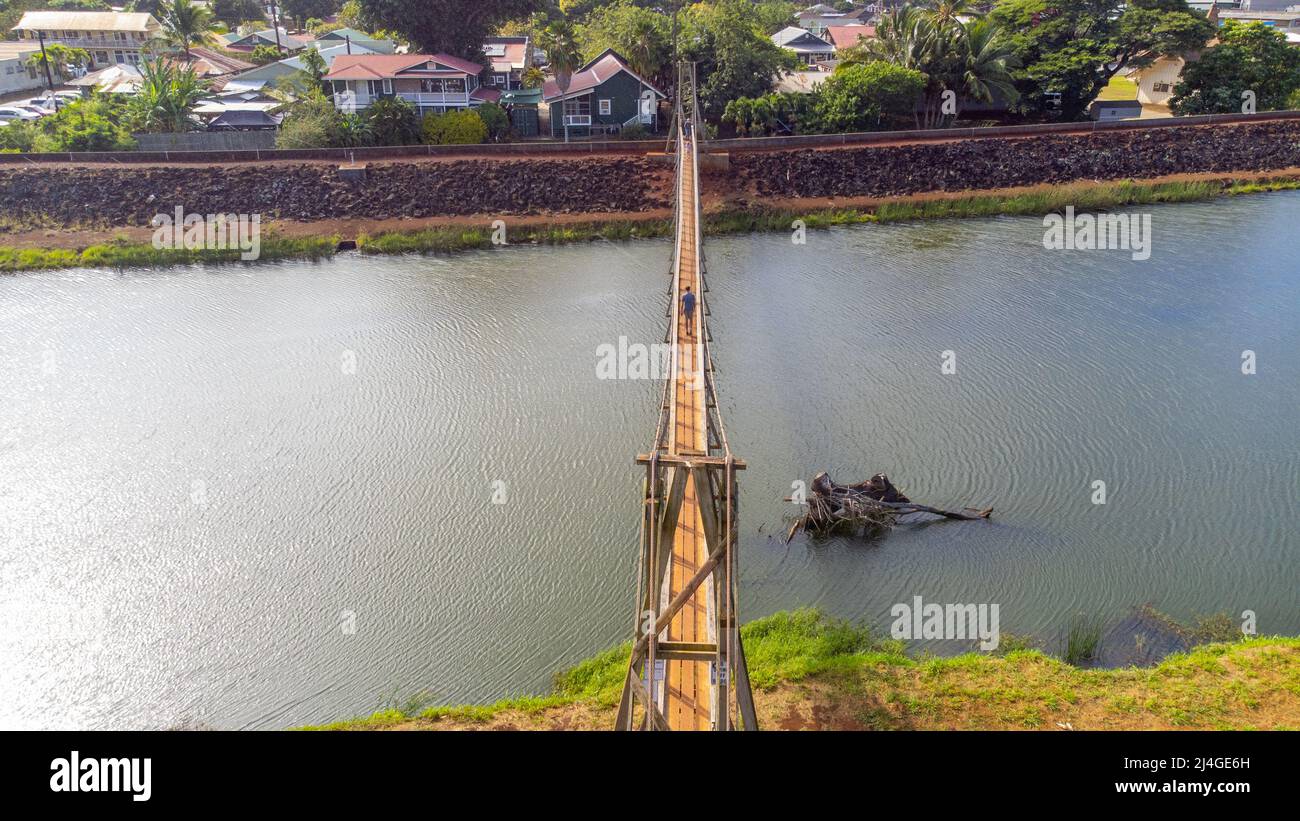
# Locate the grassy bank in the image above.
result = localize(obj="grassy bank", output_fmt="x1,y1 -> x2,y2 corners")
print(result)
0,232 -> 338,272
298,609 -> 1300,731
4,176 -> 1300,273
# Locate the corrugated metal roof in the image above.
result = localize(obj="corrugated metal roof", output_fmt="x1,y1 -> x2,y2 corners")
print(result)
324,53 -> 482,80
13,11 -> 158,32
542,50 -> 663,101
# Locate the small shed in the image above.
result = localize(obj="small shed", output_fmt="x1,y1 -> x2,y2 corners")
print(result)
500,87 -> 541,137
1090,99 -> 1144,121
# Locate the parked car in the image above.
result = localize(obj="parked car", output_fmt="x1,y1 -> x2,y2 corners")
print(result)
13,103 -> 52,118
0,106 -> 42,123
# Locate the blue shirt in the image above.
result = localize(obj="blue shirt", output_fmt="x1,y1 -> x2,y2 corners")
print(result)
682,291 -> 696,313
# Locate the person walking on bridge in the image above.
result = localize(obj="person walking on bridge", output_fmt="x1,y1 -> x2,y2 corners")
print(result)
681,286 -> 696,337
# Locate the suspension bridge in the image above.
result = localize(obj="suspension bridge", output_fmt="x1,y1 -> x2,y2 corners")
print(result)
614,82 -> 758,731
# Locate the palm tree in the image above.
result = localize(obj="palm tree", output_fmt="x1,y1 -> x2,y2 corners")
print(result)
25,44 -> 91,83
127,56 -> 209,133
860,4 -> 1017,129
621,15 -> 666,131
955,18 -> 1019,122
538,21 -> 581,142
158,0 -> 215,62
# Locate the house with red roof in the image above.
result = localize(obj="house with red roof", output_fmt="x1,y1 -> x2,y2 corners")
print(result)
824,24 -> 877,53
481,35 -> 536,91
324,53 -> 499,115
541,49 -> 664,138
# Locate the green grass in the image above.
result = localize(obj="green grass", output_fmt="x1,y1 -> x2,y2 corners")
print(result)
0,233 -> 338,272
1097,75 -> 1139,102
1065,614 -> 1104,667
295,609 -> 1300,730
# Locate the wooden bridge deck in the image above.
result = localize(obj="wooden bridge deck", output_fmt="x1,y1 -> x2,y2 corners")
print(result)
661,134 -> 712,730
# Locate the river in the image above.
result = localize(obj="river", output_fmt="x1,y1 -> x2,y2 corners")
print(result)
2,192 -> 1297,729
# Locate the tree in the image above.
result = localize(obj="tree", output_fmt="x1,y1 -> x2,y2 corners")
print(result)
25,44 -> 91,82
814,61 -> 925,132
126,57 -> 209,133
575,0 -> 671,87
157,0 -> 215,61
682,0 -> 800,122
421,109 -> 488,144
211,0 -> 263,26
521,66 -> 545,88
990,0 -> 1215,121
30,96 -> 135,151
475,101 -> 511,141
1171,22 -> 1300,115
538,19 -> 581,141
250,44 -> 282,64
853,5 -> 1019,128
276,96 -> 344,147
280,0 -> 339,27
358,0 -> 542,60
365,96 -> 421,145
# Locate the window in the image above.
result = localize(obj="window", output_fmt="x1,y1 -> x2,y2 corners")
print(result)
564,97 -> 591,116
443,77 -> 466,94
96,51 -> 108,64
420,78 -> 443,93
495,73 -> 508,86
598,99 -> 612,116
114,50 -> 124,64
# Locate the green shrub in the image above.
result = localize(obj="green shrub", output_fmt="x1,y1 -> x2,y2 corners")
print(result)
364,96 -> 421,146
474,101 -> 510,141
250,44 -> 282,65
421,109 -> 487,145
276,97 -> 344,148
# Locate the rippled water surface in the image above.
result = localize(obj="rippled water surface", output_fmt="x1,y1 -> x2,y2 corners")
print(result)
2,193 -> 1298,729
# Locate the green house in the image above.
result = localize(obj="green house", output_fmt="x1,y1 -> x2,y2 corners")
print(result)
541,49 -> 664,139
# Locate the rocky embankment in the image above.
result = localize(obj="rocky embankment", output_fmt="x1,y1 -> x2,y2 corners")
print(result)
0,156 -> 670,230
735,121 -> 1300,199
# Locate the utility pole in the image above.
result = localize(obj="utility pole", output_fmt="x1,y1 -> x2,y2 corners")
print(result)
37,31 -> 56,95
269,1 -> 284,55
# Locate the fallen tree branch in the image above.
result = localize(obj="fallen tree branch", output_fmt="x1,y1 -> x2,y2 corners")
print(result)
786,471 -> 992,543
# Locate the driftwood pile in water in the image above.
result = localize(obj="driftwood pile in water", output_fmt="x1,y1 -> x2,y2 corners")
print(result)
786,472 -> 992,543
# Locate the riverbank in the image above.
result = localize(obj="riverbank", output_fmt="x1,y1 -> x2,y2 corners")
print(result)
5,173 -> 1300,272
298,609 -> 1300,731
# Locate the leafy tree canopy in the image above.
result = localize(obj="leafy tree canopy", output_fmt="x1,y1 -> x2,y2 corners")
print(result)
359,0 -> 542,60
990,0 -> 1215,120
1171,21 -> 1300,115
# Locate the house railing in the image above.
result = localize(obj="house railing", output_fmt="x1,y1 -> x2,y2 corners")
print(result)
333,91 -> 471,111
23,35 -> 154,49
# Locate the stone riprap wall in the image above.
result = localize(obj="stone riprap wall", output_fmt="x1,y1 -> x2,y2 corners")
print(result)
734,121 -> 1300,199
0,156 -> 670,229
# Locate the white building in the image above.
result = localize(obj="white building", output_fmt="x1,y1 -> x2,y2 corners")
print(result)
0,41 -> 43,95
11,11 -> 162,69
772,26 -> 836,66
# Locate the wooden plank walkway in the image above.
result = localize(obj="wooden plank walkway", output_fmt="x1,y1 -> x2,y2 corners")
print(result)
661,134 -> 712,730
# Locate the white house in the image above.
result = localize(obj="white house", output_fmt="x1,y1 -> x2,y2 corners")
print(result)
11,11 -> 161,69
772,26 -> 836,65
0,41 -> 43,95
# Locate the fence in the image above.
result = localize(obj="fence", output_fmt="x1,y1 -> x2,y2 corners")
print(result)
132,132 -> 278,152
